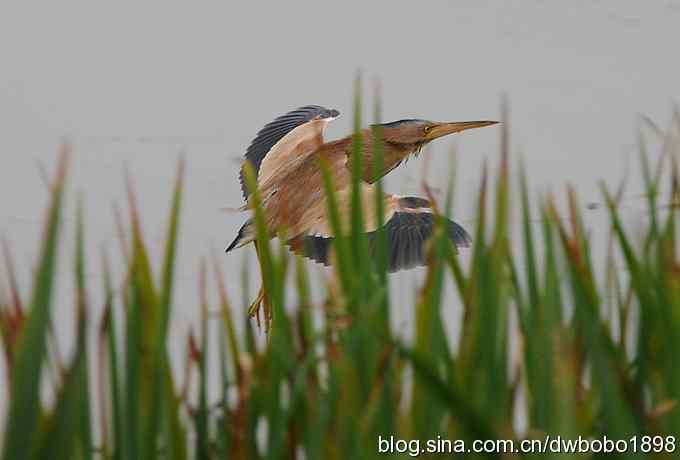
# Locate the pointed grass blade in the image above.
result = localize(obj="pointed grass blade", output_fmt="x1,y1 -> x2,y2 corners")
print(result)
2,151 -> 67,460
144,158 -> 185,460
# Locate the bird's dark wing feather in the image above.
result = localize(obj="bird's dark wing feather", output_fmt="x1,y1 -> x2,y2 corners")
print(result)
239,105 -> 339,200
289,211 -> 471,272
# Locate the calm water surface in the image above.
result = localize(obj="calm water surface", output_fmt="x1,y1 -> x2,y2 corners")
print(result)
1,0 -> 679,427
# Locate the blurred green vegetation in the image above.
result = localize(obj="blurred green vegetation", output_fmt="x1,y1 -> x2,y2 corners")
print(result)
2,96 -> 680,459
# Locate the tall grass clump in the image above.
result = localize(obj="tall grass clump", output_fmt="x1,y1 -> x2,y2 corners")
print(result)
2,94 -> 680,459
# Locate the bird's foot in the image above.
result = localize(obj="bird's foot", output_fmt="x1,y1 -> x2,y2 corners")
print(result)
247,286 -> 271,330
247,288 -> 264,317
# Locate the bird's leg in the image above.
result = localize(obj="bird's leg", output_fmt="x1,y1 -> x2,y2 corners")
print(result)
247,241 -> 271,328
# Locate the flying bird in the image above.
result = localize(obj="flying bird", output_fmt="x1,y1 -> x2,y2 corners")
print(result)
226,105 -> 497,315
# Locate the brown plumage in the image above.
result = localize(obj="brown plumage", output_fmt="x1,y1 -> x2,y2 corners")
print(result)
227,105 -> 497,273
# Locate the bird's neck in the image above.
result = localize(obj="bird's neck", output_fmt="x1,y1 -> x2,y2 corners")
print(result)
329,130 -> 418,183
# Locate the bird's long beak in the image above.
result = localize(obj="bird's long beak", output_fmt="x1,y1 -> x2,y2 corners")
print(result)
427,120 -> 498,140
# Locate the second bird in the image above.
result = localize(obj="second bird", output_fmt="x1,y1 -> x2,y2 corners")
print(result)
227,105 -> 497,271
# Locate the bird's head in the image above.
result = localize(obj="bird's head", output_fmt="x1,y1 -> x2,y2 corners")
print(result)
376,119 -> 498,149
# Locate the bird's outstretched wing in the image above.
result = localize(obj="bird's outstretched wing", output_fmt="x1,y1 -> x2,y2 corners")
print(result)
239,105 -> 339,200
287,195 -> 471,272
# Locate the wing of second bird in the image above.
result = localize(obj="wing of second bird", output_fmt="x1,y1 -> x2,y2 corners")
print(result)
287,195 -> 472,272
239,105 -> 339,200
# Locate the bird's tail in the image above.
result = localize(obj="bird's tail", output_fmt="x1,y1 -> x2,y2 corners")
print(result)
225,218 -> 256,252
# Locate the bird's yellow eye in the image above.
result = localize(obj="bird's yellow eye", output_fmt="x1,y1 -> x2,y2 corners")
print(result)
423,126 -> 432,134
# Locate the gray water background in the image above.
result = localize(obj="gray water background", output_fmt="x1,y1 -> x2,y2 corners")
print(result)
1,0 -> 679,435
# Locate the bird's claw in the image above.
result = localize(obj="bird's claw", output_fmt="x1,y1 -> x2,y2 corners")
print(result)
247,289 -> 264,317
247,287 -> 271,330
